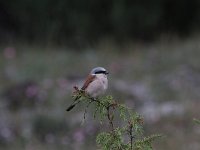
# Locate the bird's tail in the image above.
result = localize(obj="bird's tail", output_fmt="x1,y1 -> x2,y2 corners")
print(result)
66,103 -> 76,111
66,100 -> 81,111
66,94 -> 81,111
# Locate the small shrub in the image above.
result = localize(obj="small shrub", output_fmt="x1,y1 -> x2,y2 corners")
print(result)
67,87 -> 162,150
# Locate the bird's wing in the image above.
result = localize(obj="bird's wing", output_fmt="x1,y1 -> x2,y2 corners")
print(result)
81,74 -> 96,90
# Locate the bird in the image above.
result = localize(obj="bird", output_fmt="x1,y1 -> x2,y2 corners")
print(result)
66,67 -> 109,111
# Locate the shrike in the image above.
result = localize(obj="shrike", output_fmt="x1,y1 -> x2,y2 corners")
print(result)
66,67 -> 109,111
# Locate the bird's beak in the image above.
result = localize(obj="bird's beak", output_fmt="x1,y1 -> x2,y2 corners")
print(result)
105,71 -> 109,75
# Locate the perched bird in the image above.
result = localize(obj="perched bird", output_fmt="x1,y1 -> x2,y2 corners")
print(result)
66,67 -> 109,111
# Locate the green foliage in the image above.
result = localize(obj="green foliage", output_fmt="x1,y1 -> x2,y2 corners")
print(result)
96,129 -> 128,150
69,88 -> 162,150
134,134 -> 163,150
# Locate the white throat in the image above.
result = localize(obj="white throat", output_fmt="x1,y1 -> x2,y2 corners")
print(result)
95,74 -> 108,89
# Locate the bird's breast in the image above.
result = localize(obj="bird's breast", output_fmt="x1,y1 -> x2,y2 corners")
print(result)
85,74 -> 108,98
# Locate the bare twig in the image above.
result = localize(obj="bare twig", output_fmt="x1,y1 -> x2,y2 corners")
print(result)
107,105 -> 114,131
128,121 -> 134,150
83,100 -> 94,121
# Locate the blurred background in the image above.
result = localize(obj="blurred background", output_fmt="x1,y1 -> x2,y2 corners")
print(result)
1,0 -> 200,149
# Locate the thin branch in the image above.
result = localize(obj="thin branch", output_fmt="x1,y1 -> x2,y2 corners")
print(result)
80,90 -> 116,132
83,100 -> 94,121
107,105 -> 114,132
130,124 -> 133,150
128,121 -> 134,150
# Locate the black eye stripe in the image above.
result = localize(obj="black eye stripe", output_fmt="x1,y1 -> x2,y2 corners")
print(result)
95,71 -> 106,74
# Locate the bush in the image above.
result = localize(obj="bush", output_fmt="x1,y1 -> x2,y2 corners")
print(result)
67,87 -> 162,150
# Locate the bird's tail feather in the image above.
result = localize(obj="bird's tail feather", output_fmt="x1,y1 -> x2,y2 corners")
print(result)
66,94 -> 82,111
66,103 -> 76,111
66,100 -> 81,111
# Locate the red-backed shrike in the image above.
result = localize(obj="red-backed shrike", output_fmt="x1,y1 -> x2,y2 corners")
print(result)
66,67 -> 109,111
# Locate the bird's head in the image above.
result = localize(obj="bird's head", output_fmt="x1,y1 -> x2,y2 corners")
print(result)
90,67 -> 109,76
